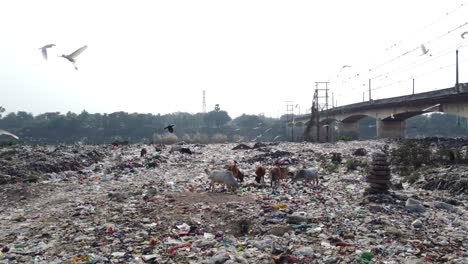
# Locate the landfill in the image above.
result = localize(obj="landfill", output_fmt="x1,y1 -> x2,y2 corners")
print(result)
0,140 -> 467,263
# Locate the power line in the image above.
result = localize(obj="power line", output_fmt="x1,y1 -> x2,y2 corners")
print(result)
371,43 -> 468,82
361,58 -> 468,93
385,2 -> 468,51
342,42 -> 468,91
369,20 -> 468,73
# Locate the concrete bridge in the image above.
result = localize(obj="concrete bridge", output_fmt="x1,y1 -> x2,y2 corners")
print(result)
288,83 -> 468,141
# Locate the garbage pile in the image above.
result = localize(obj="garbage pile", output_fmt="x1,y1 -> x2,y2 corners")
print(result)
0,139 -> 466,263
0,145 -> 106,185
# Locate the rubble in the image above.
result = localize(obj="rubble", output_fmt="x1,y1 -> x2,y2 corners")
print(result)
0,139 -> 467,263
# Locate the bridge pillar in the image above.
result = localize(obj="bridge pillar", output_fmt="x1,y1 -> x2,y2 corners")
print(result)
376,119 -> 406,139
338,122 -> 359,139
303,124 -> 333,142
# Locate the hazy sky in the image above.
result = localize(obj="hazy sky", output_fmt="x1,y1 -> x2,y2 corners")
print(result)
1,0 -> 467,118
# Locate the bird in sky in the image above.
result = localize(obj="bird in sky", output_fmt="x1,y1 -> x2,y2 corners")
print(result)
462,31 -> 468,39
59,45 -> 88,70
420,44 -> 431,56
39,44 -> 55,60
422,104 -> 440,111
273,135 -> 281,142
164,124 -> 175,133
0,129 -> 19,139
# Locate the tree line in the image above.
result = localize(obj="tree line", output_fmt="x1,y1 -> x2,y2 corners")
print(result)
0,107 -> 287,144
1,106 -> 467,144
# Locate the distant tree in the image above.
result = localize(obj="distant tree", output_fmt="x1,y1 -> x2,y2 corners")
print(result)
204,110 -> 231,128
232,114 -> 263,128
0,106 -> 5,118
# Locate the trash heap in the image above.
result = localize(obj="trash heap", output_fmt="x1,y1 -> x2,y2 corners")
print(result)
366,152 -> 391,194
0,140 -> 467,264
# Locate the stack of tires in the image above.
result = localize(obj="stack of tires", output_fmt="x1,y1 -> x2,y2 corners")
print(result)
366,152 -> 391,193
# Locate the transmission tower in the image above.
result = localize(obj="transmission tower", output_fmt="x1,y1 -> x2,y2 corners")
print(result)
285,101 -> 295,141
305,82 -> 329,142
202,90 -> 206,113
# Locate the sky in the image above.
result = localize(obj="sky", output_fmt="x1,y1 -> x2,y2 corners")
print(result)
0,0 -> 467,118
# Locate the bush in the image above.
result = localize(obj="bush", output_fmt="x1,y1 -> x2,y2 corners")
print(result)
391,141 -> 431,169
346,158 -> 360,171
192,133 -> 210,144
436,147 -> 462,164
322,162 -> 339,173
211,133 -> 228,143
0,141 -> 18,147
336,135 -> 354,142
181,134 -> 193,143
233,134 -> 245,143
152,133 -> 178,145
404,171 -> 421,184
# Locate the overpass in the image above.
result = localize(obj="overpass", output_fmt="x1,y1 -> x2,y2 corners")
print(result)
288,83 -> 468,141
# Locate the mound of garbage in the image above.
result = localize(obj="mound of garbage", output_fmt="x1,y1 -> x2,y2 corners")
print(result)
0,140 -> 466,263
0,145 -> 106,184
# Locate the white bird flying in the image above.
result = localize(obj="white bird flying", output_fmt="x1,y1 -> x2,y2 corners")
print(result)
0,129 -> 19,139
59,45 -> 88,70
420,44 -> 430,56
39,44 -> 55,60
462,31 -> 468,39
422,104 -> 440,111
273,135 -> 281,141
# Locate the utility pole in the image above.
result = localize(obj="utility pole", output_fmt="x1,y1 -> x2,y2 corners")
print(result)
315,87 -> 319,142
331,92 -> 334,108
368,79 -> 372,101
285,101 -> 295,141
325,84 -> 329,142
202,90 -> 206,113
412,78 -> 415,95
456,49 -> 459,93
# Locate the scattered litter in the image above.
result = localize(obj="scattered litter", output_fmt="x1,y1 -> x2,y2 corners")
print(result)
0,140 -> 466,263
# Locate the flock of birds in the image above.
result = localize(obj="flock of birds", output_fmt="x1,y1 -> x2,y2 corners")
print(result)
39,44 -> 88,70
0,44 -> 88,139
2,32 -> 467,142
420,31 -> 468,56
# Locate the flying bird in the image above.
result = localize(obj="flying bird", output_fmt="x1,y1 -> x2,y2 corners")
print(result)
59,45 -> 88,70
164,124 -> 175,133
273,135 -> 281,142
462,31 -> 468,39
422,104 -> 440,111
0,129 -> 19,139
420,44 -> 431,56
39,44 -> 55,60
